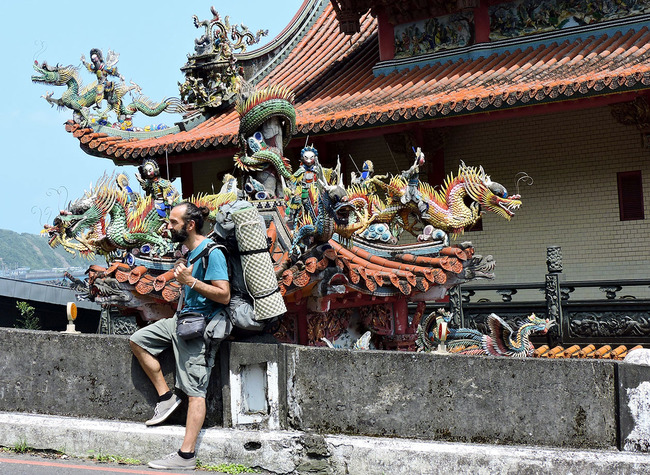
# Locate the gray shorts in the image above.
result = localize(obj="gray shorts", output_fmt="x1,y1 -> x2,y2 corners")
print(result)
130,314 -> 217,398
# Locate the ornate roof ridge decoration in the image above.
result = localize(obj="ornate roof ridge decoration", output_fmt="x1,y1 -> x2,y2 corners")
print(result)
374,13 -> 650,75
188,6 -> 268,61
489,0 -> 650,41
32,50 -> 186,128
179,6 -> 268,112
64,5 -> 650,162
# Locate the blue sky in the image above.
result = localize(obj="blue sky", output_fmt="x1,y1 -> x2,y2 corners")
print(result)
0,1 -> 303,234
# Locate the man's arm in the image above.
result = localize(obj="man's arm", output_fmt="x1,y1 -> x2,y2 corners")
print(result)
190,277 -> 230,306
173,263 -> 230,305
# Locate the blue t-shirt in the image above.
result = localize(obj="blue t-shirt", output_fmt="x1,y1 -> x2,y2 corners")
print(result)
182,239 -> 228,318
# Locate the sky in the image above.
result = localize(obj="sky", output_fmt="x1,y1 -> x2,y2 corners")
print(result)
0,0 -> 304,234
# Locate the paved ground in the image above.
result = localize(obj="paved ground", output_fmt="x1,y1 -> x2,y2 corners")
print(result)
0,452 -> 186,474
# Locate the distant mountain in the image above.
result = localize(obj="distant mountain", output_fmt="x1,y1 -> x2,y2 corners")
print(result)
0,229 -> 103,270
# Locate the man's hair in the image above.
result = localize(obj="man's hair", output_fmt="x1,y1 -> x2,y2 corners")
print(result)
176,202 -> 210,235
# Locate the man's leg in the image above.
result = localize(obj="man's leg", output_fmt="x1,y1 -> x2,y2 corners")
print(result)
180,396 -> 206,453
130,340 -> 170,396
129,318 -> 183,427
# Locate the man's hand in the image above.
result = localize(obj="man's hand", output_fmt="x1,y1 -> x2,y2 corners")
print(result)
174,262 -> 194,286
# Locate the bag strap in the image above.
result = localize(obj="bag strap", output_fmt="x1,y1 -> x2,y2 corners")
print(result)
189,240 -> 217,266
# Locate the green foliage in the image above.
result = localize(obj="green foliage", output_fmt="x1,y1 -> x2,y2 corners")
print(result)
0,228 -> 104,270
15,301 -> 40,330
13,438 -> 30,453
196,461 -> 258,473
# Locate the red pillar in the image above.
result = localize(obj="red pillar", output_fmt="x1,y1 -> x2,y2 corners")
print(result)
474,2 -> 490,44
393,299 -> 408,335
377,9 -> 395,61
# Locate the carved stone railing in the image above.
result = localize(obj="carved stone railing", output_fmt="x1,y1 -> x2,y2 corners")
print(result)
446,246 -> 650,346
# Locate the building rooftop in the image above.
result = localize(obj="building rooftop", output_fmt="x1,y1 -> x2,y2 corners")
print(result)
66,4 -> 650,164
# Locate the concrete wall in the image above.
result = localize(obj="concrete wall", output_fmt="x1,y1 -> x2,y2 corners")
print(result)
282,344 -> 618,450
3,328 -> 648,452
0,328 -> 223,426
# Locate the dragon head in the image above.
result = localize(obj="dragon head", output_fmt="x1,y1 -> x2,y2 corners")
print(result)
42,195 -> 98,256
527,313 -> 554,335
31,61 -> 76,86
460,162 -> 522,221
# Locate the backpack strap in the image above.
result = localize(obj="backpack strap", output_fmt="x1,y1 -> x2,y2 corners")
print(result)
189,240 -> 217,267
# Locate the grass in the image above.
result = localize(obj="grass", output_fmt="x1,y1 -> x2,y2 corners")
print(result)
197,460 -> 259,473
2,443 -> 257,472
13,438 -> 31,454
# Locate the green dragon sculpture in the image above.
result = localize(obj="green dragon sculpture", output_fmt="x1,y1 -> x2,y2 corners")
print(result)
233,85 -> 296,192
32,61 -> 184,126
43,173 -> 235,260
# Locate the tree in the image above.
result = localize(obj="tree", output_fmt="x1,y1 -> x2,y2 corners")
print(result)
15,301 -> 40,330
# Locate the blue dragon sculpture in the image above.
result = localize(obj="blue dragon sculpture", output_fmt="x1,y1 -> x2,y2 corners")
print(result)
416,310 -> 552,357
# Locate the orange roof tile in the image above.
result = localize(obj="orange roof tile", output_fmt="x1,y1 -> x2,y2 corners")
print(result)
69,5 -> 650,162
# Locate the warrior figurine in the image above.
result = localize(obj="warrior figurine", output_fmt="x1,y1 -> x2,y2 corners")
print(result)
351,160 -> 374,185
81,48 -> 124,109
401,147 -> 427,213
293,146 -> 321,187
135,159 -> 180,217
287,146 -> 322,226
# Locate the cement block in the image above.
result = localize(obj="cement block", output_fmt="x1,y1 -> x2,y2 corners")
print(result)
0,328 -> 223,426
618,361 -> 650,452
225,341 -> 287,430
285,346 -> 618,449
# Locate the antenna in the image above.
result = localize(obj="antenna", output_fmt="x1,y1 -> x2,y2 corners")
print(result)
165,150 -> 170,181
384,138 -> 400,173
349,154 -> 361,173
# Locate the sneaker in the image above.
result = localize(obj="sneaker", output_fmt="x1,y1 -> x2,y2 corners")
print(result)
145,394 -> 182,426
148,451 -> 196,470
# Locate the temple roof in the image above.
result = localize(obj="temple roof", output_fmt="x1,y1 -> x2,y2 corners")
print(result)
68,3 -> 650,163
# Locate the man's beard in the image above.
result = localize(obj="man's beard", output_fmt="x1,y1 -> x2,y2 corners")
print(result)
170,224 -> 189,243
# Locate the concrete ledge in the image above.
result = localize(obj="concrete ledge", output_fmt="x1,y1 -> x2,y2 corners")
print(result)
0,329 -> 630,450
2,412 -> 650,475
283,344 -> 619,449
0,328 -> 223,426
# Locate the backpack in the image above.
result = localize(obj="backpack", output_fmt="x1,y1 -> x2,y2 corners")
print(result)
191,238 -> 267,333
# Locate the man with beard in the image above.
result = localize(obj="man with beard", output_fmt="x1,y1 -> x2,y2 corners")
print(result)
129,202 -> 230,470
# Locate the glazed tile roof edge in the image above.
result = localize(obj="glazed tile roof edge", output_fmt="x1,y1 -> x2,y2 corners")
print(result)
68,5 -> 650,161
244,0 -> 329,85
533,344 -> 645,361
374,13 -> 650,75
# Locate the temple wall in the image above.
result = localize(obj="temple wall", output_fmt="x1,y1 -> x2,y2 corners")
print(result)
444,106 -> 650,284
